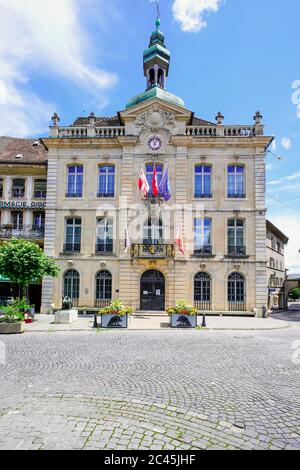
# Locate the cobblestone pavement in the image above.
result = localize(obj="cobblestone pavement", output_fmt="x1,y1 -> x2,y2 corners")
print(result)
0,325 -> 300,450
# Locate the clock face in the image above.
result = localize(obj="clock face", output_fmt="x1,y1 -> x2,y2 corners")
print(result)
148,136 -> 163,152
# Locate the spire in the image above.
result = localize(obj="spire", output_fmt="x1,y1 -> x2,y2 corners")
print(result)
143,16 -> 170,90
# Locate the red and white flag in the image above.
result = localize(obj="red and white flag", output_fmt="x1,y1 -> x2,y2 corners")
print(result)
138,169 -> 150,196
175,226 -> 185,255
152,166 -> 159,197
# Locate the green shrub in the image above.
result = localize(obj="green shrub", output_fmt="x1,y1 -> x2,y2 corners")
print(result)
167,300 -> 197,316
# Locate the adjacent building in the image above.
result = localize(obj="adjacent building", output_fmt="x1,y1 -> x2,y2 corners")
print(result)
0,137 -> 47,310
266,220 -> 289,309
40,19 -> 274,316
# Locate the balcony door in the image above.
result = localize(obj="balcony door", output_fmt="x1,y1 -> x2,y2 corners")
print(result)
140,270 -> 165,311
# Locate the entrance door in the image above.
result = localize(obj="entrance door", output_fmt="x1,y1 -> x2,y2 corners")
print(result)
140,270 -> 165,311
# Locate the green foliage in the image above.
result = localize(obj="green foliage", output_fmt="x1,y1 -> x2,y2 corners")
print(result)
99,299 -> 133,316
0,298 -> 30,323
289,288 -> 300,301
0,239 -> 60,292
167,300 -> 198,316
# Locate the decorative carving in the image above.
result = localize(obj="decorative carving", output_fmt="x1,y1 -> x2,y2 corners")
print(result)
234,264 -> 241,271
135,107 -> 176,134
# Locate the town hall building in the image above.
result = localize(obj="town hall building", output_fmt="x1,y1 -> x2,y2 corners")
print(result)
39,19 -> 274,316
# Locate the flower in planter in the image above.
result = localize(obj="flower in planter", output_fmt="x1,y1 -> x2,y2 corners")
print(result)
99,300 -> 133,316
0,298 -> 30,323
167,300 -> 197,316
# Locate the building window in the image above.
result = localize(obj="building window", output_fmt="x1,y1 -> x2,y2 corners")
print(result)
195,166 -> 212,198
0,178 -> 3,198
64,217 -> 81,253
34,179 -> 47,199
228,272 -> 246,311
228,166 -> 245,198
194,272 -> 211,310
194,218 -> 212,255
98,165 -> 115,197
143,218 -> 163,244
271,237 -> 276,250
277,242 -> 281,254
96,217 -> 113,253
12,179 -> 25,198
228,219 -> 245,256
11,211 -> 23,229
66,165 -> 83,197
63,270 -> 80,306
270,258 -> 275,268
33,212 -> 45,231
145,164 -> 163,196
95,270 -> 112,307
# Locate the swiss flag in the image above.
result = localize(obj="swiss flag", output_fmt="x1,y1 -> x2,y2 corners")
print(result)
152,166 -> 159,197
175,226 -> 185,255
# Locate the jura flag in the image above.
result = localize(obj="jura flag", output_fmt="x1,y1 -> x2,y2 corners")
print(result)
175,226 -> 185,255
152,166 -> 159,197
124,226 -> 131,254
138,169 -> 150,196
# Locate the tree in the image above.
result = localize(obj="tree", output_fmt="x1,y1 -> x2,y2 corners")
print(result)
0,238 -> 60,298
289,288 -> 300,301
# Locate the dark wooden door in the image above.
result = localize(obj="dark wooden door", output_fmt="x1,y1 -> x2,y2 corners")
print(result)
140,270 -> 165,311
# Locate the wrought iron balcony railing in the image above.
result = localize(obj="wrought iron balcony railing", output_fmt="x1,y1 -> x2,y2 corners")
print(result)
34,190 -> 47,199
194,246 -> 212,256
194,193 -> 213,199
227,246 -> 246,257
97,192 -> 115,198
131,243 -> 175,259
95,243 -> 113,254
0,225 -> 45,239
228,193 -> 246,199
63,243 -> 81,253
65,192 -> 82,198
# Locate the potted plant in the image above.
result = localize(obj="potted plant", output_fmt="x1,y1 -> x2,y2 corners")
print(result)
99,300 -> 133,328
0,298 -> 29,334
168,300 -> 198,328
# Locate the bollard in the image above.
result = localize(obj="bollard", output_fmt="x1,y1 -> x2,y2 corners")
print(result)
93,314 -> 98,328
202,314 -> 207,328
262,306 -> 267,319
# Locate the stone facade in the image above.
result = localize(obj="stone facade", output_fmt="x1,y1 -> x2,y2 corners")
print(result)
40,21 -> 275,317
266,220 -> 289,309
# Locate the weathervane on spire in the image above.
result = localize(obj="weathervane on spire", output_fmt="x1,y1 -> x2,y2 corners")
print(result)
155,0 -> 160,19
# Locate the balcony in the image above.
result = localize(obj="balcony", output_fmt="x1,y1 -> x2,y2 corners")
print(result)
97,192 -> 114,198
0,225 -> 44,240
227,246 -> 247,257
193,246 -> 213,257
65,192 -> 82,198
228,193 -> 246,199
63,243 -> 81,253
95,243 -> 113,254
194,193 -> 213,199
132,243 -> 175,259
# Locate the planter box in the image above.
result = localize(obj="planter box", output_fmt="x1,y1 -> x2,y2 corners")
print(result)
170,314 -> 197,328
55,309 -> 78,324
0,321 -> 25,334
101,313 -> 128,328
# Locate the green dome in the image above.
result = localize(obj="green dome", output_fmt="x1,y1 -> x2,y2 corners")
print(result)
126,85 -> 185,109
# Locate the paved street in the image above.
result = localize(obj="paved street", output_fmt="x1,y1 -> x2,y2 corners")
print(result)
0,318 -> 300,450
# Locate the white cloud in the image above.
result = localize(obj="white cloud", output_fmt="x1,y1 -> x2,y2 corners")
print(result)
271,140 -> 277,151
269,214 -> 300,274
266,163 -> 274,171
0,0 -> 117,137
268,171 -> 300,186
172,0 -> 221,32
281,137 -> 292,150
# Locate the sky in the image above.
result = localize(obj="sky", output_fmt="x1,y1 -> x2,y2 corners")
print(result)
0,0 -> 299,272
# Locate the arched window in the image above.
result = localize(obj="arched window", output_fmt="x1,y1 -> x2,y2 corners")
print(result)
228,165 -> 245,198
158,68 -> 164,88
228,219 -> 245,256
98,165 -> 115,197
149,68 -> 155,87
63,270 -> 80,306
228,273 -> 246,311
12,178 -> 25,198
66,165 -> 83,197
194,272 -> 211,310
96,217 -> 113,253
195,165 -> 212,198
64,217 -> 81,253
95,270 -> 112,307
145,163 -> 163,196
